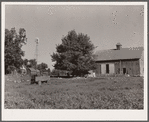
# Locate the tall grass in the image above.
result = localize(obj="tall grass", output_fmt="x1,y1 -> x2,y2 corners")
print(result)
5,76 -> 143,109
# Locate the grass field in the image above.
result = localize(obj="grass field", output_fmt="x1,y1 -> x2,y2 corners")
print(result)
5,75 -> 144,109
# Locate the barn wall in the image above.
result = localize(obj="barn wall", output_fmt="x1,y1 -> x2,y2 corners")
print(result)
101,64 -> 106,74
95,62 -> 115,76
95,59 -> 140,76
95,63 -> 101,77
139,50 -> 144,76
116,59 -> 140,76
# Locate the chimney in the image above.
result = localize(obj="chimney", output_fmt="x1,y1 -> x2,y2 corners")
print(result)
116,43 -> 122,50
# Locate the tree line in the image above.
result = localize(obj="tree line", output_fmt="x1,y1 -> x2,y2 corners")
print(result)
5,28 -> 96,76
5,28 -> 50,74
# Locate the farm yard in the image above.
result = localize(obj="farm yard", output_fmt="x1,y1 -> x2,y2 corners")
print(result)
5,75 -> 144,109
4,5 -> 145,110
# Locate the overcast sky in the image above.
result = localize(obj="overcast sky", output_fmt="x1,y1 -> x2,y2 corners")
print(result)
5,4 -> 144,69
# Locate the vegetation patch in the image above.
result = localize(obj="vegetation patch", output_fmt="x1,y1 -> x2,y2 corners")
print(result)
5,76 -> 143,109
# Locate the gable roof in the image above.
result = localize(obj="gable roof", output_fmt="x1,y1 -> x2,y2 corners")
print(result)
94,47 -> 143,61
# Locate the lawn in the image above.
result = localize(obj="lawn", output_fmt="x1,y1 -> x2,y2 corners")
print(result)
4,75 -> 143,109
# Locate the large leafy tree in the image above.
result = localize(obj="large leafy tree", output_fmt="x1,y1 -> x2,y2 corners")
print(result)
51,30 -> 96,76
5,28 -> 27,74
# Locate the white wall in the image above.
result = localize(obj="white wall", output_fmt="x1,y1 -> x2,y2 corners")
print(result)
101,63 -> 115,74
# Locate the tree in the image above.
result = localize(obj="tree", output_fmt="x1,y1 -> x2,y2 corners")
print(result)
5,28 -> 27,74
37,62 -> 48,72
23,58 -> 38,69
51,30 -> 96,76
51,69 -> 60,76
28,59 -> 37,69
47,68 -> 51,75
23,58 -> 29,67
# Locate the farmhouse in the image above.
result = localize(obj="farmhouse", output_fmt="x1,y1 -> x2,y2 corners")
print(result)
94,43 -> 144,77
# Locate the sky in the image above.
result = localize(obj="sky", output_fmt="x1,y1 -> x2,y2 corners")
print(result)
5,4 -> 144,70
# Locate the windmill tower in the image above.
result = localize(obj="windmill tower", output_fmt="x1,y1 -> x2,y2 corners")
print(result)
35,38 -> 39,69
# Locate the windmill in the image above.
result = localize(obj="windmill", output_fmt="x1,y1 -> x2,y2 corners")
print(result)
28,37 -> 50,85
35,37 -> 39,69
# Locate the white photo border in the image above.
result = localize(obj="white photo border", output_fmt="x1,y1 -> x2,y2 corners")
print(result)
1,2 -> 148,121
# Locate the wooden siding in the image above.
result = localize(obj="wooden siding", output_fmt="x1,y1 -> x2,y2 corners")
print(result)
118,60 -> 140,76
95,63 -> 101,77
95,59 -> 140,76
139,50 -> 144,76
109,63 -> 115,74
96,63 -> 115,75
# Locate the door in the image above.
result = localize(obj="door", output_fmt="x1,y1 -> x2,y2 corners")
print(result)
106,64 -> 109,73
109,63 -> 115,74
123,68 -> 126,74
101,64 -> 106,74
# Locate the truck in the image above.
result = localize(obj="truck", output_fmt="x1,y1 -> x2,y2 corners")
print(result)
28,68 -> 50,85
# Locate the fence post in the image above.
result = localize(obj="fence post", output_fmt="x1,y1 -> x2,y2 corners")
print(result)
39,80 -> 41,86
